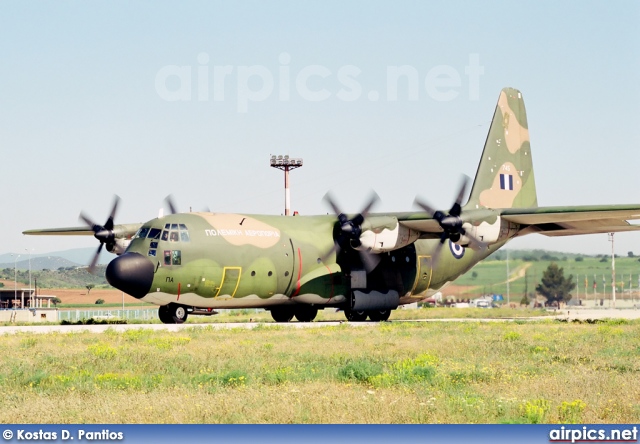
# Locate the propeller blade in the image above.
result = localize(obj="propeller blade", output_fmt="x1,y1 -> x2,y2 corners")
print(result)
165,195 -> 178,215
322,190 -> 380,271
413,198 -> 437,218
459,226 -> 488,251
79,194 -> 121,272
359,250 -> 381,273
79,212 -> 98,232
88,243 -> 103,275
104,195 -> 120,231
322,192 -> 343,217
430,234 -> 448,269
359,191 -> 380,219
450,175 -> 469,217
320,241 -> 342,264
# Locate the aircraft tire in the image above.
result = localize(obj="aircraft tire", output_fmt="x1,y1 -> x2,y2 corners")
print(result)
294,306 -> 318,322
344,309 -> 368,322
158,304 -> 188,324
270,307 -> 294,323
172,305 -> 188,324
158,305 -> 173,324
367,309 -> 391,322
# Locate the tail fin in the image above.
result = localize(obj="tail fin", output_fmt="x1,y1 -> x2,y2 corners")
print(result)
466,87 -> 538,210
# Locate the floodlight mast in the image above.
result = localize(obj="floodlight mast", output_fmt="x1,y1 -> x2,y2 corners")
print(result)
270,155 -> 303,216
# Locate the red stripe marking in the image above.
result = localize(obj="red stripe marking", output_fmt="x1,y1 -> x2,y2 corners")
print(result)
293,248 -> 303,297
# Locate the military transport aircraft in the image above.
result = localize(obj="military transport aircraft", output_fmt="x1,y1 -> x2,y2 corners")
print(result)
24,88 -> 640,324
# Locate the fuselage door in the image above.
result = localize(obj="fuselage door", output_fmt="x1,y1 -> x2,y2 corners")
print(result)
215,267 -> 242,298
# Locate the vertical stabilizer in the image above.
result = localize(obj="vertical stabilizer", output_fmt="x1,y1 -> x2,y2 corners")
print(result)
466,87 -> 538,209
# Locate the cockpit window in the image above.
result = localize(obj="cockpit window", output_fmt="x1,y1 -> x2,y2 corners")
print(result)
159,224 -> 190,242
137,227 -> 150,239
148,228 -> 162,239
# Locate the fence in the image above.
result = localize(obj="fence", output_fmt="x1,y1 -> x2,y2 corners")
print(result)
58,309 -> 159,322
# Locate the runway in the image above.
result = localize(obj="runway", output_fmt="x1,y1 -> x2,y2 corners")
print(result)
1,308 -> 637,334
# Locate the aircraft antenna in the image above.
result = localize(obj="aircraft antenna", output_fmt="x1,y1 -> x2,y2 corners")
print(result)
270,155 -> 303,216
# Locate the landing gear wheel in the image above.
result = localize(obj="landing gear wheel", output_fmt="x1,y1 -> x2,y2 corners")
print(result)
344,309 -> 368,322
270,307 -> 294,323
172,305 -> 188,323
294,306 -> 318,322
158,304 -> 188,324
367,309 -> 391,322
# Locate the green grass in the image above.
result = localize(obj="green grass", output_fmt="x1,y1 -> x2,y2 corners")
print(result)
0,320 -> 638,423
455,256 -> 640,298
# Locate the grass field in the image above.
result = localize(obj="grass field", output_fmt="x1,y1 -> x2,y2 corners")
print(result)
453,256 -> 640,300
1,319 -> 638,423
180,307 -> 554,324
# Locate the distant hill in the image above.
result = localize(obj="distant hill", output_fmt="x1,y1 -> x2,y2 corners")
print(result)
0,247 -> 115,270
0,265 -> 109,289
0,256 -> 81,271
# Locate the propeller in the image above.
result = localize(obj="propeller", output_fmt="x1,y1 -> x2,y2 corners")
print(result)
322,192 -> 381,272
164,195 -> 178,215
79,195 -> 120,274
414,175 -> 486,267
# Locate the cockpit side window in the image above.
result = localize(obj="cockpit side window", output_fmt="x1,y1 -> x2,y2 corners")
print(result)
137,227 -> 150,239
161,230 -> 169,241
179,224 -> 190,242
148,228 -> 162,239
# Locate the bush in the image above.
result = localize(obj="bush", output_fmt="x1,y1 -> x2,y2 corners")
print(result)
95,299 -> 105,305
338,359 -> 383,383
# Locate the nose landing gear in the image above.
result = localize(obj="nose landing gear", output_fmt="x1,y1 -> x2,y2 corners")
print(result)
158,303 -> 189,324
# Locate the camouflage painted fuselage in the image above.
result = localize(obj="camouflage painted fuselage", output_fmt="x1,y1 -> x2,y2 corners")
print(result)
125,211 -> 510,309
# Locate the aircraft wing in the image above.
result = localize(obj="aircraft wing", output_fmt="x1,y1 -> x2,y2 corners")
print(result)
22,223 -> 142,238
500,204 -> 640,237
22,227 -> 95,236
395,204 -> 640,238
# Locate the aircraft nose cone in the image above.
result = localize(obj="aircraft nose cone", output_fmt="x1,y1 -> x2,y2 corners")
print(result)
106,253 -> 154,299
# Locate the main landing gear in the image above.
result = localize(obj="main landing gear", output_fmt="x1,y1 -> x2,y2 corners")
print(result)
344,309 -> 391,322
158,303 -> 189,324
269,305 -> 319,323
269,306 -> 392,322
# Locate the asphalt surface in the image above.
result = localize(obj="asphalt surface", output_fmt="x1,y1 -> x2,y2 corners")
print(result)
0,308 -> 637,334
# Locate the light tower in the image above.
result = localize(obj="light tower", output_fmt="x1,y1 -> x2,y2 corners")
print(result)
270,155 -> 303,216
608,232 -> 616,308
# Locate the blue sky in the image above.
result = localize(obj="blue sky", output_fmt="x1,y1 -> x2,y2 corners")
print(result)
1,0 -> 639,257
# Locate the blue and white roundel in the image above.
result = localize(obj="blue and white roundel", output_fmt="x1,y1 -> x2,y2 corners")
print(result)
449,240 -> 465,259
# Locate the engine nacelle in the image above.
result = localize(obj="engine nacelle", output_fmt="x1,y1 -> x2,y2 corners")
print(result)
106,238 -> 131,255
457,217 -> 502,248
356,216 -> 420,253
